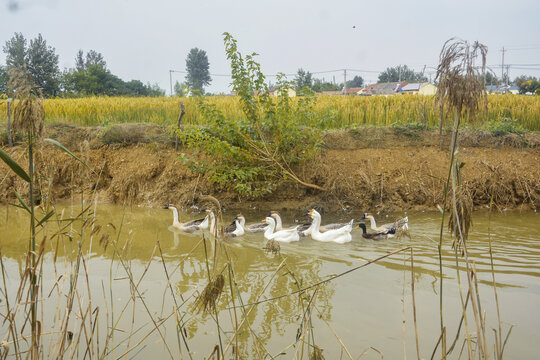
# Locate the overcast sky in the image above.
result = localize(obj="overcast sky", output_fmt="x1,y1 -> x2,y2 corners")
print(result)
1,0 -> 539,94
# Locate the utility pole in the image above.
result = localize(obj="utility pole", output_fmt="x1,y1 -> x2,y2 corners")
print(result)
506,65 -> 510,87
343,69 -> 347,95
169,70 -> 173,97
501,47 -> 506,88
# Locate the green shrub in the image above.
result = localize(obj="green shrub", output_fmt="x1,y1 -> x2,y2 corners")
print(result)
174,33 -> 324,198
485,118 -> 525,136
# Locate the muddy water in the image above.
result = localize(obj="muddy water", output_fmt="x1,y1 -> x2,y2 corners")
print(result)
0,205 -> 539,359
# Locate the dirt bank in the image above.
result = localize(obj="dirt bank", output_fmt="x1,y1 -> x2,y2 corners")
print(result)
1,124 -> 539,212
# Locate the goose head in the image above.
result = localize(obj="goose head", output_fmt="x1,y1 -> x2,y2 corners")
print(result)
236,214 -> 246,224
262,216 -> 276,226
305,209 -> 320,219
164,204 -> 179,212
361,213 -> 374,220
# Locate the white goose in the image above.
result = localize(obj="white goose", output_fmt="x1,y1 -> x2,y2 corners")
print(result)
269,211 -> 305,232
224,214 -> 245,237
361,213 -> 408,237
164,204 -> 208,232
262,216 -> 300,243
306,209 -> 353,244
231,214 -> 267,233
298,217 -> 356,236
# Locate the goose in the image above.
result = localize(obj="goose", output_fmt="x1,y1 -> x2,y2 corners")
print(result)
306,209 -> 353,244
232,214 -> 268,233
269,211 -> 307,232
164,204 -> 208,232
224,214 -> 245,237
361,213 -> 408,237
357,223 -> 396,240
299,217 -> 357,236
298,208 -> 357,236
262,216 -> 300,243
198,208 -> 215,230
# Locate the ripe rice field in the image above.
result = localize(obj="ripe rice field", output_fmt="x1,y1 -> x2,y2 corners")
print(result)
1,94 -> 539,131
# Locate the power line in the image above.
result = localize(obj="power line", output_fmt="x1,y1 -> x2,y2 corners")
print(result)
504,45 -> 540,51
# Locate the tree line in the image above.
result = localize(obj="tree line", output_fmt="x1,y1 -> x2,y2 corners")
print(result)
0,32 -> 165,97
2,32 -> 537,98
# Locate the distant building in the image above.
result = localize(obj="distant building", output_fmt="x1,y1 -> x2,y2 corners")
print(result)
357,84 -> 378,96
320,90 -> 343,96
485,84 -> 519,94
269,87 -> 296,97
345,87 -> 363,95
399,82 -> 437,95
371,82 -> 405,96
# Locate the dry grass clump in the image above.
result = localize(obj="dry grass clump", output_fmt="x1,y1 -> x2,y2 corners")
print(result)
448,187 -> 473,252
195,274 -> 225,314
8,68 -> 44,138
435,38 -> 487,119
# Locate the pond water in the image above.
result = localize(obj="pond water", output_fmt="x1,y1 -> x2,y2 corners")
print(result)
0,204 -> 539,359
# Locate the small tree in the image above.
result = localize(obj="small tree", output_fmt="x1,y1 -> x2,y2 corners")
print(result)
378,65 -> 427,83
175,33 -> 325,198
26,34 -> 60,96
0,65 -> 8,94
174,81 -> 185,96
75,49 -> 85,71
85,49 -> 106,69
312,78 -> 341,92
4,33 -> 60,97
346,75 -> 364,88
185,48 -> 211,95
295,68 -> 313,93
3,32 -> 27,69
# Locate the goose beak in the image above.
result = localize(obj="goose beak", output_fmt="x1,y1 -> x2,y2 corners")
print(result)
163,204 -> 170,209
262,218 -> 267,223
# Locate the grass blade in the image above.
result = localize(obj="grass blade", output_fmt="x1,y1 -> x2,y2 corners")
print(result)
14,189 -> 31,215
44,138 -> 95,173
36,210 -> 55,227
0,148 -> 30,182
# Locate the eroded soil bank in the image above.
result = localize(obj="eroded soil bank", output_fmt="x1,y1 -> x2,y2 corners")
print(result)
1,124 -> 539,212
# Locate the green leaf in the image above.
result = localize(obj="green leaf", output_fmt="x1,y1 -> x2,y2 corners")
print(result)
44,138 -> 94,173
14,190 -> 31,215
0,148 -> 30,182
36,210 -> 55,227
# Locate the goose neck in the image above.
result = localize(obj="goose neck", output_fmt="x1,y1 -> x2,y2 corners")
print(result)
170,207 -> 180,226
264,219 -> 276,238
367,215 -> 377,230
274,214 -> 283,230
311,213 -> 322,236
